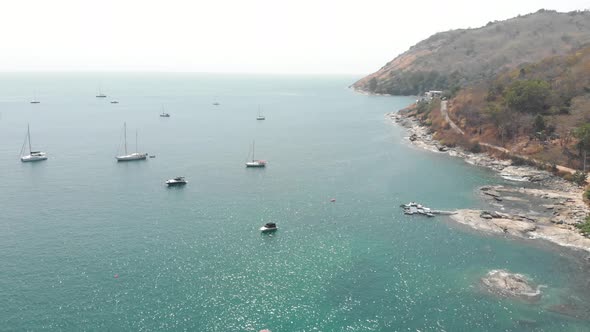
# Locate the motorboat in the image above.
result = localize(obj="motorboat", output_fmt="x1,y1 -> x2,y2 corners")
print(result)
166,176 -> 187,186
260,222 -> 277,232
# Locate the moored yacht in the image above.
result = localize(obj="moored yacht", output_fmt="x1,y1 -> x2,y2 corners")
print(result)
260,222 -> 277,232
115,122 -> 148,161
166,176 -> 187,186
20,125 -> 47,162
245,140 -> 267,167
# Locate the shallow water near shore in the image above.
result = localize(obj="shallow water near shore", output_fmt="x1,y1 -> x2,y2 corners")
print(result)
1,73 -> 589,331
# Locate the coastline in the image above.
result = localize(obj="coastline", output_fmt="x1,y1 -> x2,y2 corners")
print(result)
388,110 -> 590,253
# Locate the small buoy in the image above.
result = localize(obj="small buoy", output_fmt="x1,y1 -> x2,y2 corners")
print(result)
114,274 -> 119,278
330,198 -> 336,202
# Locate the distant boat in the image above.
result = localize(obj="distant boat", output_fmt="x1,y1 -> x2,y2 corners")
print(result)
30,91 -> 40,104
110,100 -> 119,104
20,124 -> 47,162
96,87 -> 107,98
160,107 -> 170,117
115,122 -> 147,161
256,105 -> 265,120
166,176 -> 187,186
245,140 -> 267,167
260,222 -> 278,232
212,102 -> 220,106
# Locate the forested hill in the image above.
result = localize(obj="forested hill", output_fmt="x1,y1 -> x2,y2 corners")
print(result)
353,10 -> 590,95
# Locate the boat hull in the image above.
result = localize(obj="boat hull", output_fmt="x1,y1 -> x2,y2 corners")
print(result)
21,154 -> 47,162
116,153 -> 148,161
166,182 -> 187,186
260,227 -> 278,232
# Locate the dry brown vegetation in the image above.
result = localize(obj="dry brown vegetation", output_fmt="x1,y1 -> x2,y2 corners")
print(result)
354,10 -> 590,95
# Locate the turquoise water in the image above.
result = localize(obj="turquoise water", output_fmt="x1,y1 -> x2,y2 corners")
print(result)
1,73 -> 589,331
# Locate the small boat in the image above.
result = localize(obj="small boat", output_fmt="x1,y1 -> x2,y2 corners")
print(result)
260,222 -> 277,232
213,102 -> 220,106
256,105 -> 265,120
96,87 -> 107,98
110,100 -> 119,104
115,122 -> 148,161
245,140 -> 267,168
30,91 -> 40,104
20,124 -> 47,162
160,112 -> 170,117
166,176 -> 187,186
149,155 -> 156,158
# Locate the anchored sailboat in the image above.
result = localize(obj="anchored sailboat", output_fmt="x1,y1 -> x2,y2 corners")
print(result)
115,122 -> 148,161
96,86 -> 107,98
30,91 -> 40,104
20,124 -> 47,162
245,140 -> 266,167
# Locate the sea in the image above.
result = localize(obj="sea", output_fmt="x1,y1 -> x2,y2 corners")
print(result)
1,73 -> 589,331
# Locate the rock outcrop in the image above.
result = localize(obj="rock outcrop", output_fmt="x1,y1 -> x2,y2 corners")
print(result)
480,270 -> 543,302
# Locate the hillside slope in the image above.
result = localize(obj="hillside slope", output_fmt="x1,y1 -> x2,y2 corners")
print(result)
354,10 -> 590,95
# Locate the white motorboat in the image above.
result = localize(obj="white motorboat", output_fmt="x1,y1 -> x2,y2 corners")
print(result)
20,125 -> 47,162
166,176 -> 187,186
116,122 -> 148,161
260,222 -> 277,232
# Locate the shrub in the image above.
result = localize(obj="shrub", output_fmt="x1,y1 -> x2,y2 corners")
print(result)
576,216 -> 590,237
560,172 -> 574,182
585,189 -> 590,200
572,171 -> 588,186
468,141 -> 482,153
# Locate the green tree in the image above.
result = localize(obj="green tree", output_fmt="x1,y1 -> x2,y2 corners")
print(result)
533,114 -> 546,133
504,79 -> 550,113
574,123 -> 590,171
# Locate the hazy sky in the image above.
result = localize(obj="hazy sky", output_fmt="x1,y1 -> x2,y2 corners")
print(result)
1,0 -> 589,74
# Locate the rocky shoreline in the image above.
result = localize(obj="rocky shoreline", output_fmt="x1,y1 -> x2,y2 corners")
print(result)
388,111 -> 590,252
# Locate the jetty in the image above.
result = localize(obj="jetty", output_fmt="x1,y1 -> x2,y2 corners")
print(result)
400,202 -> 456,217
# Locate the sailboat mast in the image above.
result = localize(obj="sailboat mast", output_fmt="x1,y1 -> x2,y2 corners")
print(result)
252,140 -> 255,161
27,124 -> 32,153
135,130 -> 138,153
124,122 -> 128,155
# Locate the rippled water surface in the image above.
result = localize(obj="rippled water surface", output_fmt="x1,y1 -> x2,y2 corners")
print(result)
1,73 -> 589,331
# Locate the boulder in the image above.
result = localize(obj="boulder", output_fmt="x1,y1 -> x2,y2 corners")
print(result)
480,270 -> 542,302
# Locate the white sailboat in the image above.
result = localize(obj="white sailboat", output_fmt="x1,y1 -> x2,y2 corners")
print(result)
245,140 -> 266,167
96,86 -> 107,98
256,105 -> 265,120
30,91 -> 40,104
20,124 -> 47,162
116,122 -> 148,161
